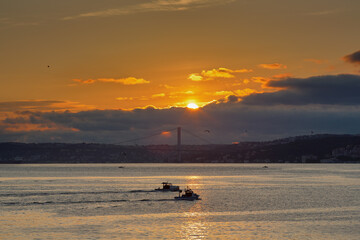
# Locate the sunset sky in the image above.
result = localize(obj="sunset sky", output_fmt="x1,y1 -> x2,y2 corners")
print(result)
1,0 -> 360,144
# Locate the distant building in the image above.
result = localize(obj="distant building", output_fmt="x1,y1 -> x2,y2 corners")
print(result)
332,145 -> 360,159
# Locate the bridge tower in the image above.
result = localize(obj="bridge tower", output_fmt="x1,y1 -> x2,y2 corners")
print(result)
177,127 -> 181,162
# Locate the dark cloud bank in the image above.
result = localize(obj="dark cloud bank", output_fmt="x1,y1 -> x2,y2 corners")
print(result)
343,50 -> 360,64
2,74 -> 360,144
242,74 -> 360,105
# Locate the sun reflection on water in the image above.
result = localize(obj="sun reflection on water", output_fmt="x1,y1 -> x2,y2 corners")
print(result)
180,176 -> 209,240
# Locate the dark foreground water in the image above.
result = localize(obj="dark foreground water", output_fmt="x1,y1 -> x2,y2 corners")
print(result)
0,164 -> 359,239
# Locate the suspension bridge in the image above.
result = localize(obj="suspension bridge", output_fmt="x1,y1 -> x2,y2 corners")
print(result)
116,127 -> 213,162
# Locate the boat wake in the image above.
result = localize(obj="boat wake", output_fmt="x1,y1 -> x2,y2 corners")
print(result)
0,190 -> 157,197
2,198 -> 176,206
129,190 -> 157,193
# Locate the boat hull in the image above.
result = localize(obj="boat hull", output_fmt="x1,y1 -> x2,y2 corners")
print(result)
174,197 -> 200,201
174,194 -> 200,201
155,188 -> 179,192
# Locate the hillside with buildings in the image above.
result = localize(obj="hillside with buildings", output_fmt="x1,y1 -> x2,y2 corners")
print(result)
1,134 -> 360,163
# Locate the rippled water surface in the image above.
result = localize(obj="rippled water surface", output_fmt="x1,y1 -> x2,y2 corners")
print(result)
1,164 -> 360,239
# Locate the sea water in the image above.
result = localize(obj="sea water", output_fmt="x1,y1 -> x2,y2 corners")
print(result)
0,164 -> 359,239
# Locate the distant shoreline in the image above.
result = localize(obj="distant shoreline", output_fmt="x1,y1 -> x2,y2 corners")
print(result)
2,134 -> 360,164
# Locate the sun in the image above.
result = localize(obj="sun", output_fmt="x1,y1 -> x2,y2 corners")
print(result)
187,103 -> 199,109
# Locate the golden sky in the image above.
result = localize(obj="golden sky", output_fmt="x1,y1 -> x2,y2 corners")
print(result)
1,0 -> 360,143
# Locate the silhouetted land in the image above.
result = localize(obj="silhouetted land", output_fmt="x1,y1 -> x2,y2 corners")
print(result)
1,134 -> 360,163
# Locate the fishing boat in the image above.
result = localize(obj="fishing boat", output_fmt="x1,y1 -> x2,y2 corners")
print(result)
155,182 -> 180,192
174,187 -> 200,201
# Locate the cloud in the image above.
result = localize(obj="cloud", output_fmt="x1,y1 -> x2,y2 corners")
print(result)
214,90 -> 234,96
243,79 -> 250,84
98,78 -> 150,85
73,79 -> 96,84
202,68 -> 253,78
0,100 -> 93,113
116,93 -> 165,102
63,0 -> 235,20
152,93 -> 166,98
258,63 -> 287,69
343,50 -> 360,65
160,84 -> 175,89
213,88 -> 259,97
73,77 -> 150,85
189,67 -> 253,81
242,74 -> 360,106
215,67 -> 253,74
236,88 -> 259,97
0,100 -> 62,112
0,18 -> 39,28
3,123 -> 79,133
188,74 -> 203,81
3,100 -> 360,144
4,72 -> 360,144
251,76 -> 270,85
202,69 -> 235,79
116,97 -> 134,101
272,73 -> 292,79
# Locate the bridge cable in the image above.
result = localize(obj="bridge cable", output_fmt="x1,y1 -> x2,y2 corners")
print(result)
116,127 -> 178,145
182,128 -> 213,145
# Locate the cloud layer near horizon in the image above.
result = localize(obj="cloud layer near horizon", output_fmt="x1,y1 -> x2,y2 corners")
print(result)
2,74 -> 360,144
242,74 -> 360,105
343,50 -> 360,65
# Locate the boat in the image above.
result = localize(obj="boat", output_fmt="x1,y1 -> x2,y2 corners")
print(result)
174,187 -> 200,201
155,182 -> 180,192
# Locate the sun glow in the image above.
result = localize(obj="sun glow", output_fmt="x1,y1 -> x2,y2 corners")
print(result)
187,103 -> 199,109
161,131 -> 172,137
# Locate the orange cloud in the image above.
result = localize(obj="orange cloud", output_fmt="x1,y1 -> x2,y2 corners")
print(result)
188,74 -> 203,81
117,94 -> 164,101
236,88 -> 260,97
159,84 -> 174,89
73,77 -> 149,85
214,91 -> 234,96
0,100 -> 95,113
201,69 -> 235,78
252,76 -> 270,83
152,93 -> 166,98
243,79 -> 250,84
272,73 -> 292,79
189,67 -> 253,81
258,63 -> 287,69
202,67 -> 253,78
98,77 -> 150,85
4,123 -> 79,133
73,79 -> 96,84
116,97 -> 134,101
211,88 -> 260,98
